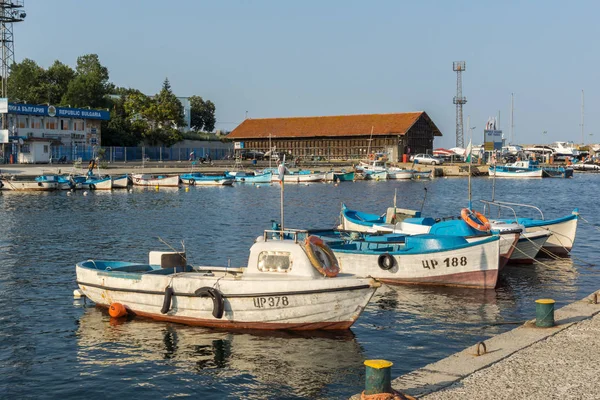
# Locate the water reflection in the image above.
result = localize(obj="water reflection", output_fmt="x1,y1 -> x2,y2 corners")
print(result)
76,308 -> 365,399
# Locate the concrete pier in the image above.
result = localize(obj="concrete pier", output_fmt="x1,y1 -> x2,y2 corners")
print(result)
355,291 -> 600,399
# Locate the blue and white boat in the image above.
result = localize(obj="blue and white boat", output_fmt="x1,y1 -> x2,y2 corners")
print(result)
324,170 -> 355,182
180,172 -> 234,186
112,174 -> 131,189
337,204 -> 521,268
82,175 -> 113,190
285,228 -> 501,289
35,174 -> 80,190
225,170 -> 272,183
263,167 -> 325,183
489,160 -> 573,178
482,200 -> 578,256
488,160 -> 543,178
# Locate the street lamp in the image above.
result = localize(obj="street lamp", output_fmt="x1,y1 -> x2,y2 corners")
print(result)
542,130 -> 547,144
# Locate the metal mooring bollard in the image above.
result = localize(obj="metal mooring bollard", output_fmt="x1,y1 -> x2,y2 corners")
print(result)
535,299 -> 555,327
364,359 -> 393,395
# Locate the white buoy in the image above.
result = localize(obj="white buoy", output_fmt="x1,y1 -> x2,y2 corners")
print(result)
67,191 -> 72,196
83,191 -> 88,196
73,289 -> 86,298
256,185 -> 261,188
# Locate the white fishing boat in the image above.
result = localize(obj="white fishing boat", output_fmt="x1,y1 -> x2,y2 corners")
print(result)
482,200 -> 578,256
132,173 -> 180,187
357,160 -> 413,180
0,176 -> 58,191
82,176 -> 113,190
112,175 -> 131,189
319,232 -> 501,289
75,230 -> 379,330
339,204 -> 519,269
488,160 -> 544,178
264,168 -> 325,183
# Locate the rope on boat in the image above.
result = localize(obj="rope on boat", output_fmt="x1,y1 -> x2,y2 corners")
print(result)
578,214 -> 600,233
508,236 -> 556,269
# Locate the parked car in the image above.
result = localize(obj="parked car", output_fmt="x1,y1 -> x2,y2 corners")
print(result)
411,153 -> 444,165
240,150 -> 264,160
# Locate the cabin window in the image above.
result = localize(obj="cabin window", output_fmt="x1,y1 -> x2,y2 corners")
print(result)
21,144 -> 30,153
257,251 -> 291,272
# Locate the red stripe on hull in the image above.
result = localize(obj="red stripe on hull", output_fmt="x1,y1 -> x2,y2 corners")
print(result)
378,269 -> 498,290
97,304 -> 355,330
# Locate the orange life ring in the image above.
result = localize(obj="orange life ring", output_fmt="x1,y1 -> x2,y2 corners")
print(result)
304,236 -> 340,277
461,208 -> 491,232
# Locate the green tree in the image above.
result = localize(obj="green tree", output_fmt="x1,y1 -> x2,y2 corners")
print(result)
7,58 -> 47,104
43,60 -> 75,105
189,95 -> 216,132
62,54 -> 110,108
121,80 -> 184,146
101,89 -> 144,146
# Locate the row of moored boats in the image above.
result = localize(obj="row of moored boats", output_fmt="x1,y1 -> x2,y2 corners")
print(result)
74,199 -> 579,331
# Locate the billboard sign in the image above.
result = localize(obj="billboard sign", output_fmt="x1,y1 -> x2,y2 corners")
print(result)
7,103 -> 110,120
484,130 -> 503,151
234,141 -> 244,149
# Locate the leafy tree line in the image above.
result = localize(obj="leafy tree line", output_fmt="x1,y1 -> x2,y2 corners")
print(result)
7,54 -> 217,147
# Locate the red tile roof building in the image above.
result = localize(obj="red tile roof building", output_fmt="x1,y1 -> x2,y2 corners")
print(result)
227,112 -> 442,162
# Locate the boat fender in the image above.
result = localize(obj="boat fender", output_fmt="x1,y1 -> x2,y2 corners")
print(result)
160,286 -> 174,314
109,302 -> 128,318
378,253 -> 395,270
195,287 -> 224,319
189,178 -> 196,186
0,180 -> 3,189
89,183 -> 96,190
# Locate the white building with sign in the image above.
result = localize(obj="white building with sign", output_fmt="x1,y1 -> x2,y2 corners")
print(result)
1,103 -> 110,163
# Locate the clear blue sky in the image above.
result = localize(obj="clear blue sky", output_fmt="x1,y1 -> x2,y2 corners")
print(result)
16,0 -> 600,147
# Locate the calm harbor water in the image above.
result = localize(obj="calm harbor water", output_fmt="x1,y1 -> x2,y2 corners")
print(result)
1,175 -> 599,399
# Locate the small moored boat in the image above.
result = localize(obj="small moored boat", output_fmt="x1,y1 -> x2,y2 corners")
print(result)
75,230 -> 379,330
132,173 -> 180,187
180,172 -> 234,186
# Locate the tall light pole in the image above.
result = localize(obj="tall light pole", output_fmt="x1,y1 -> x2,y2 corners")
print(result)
542,130 -> 547,144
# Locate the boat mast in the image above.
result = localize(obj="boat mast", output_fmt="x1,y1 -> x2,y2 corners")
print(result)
581,90 -> 584,145
510,93 -> 514,144
366,126 -> 374,159
467,115 -> 472,210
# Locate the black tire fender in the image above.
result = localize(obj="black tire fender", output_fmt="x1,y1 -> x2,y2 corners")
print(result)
161,286 -> 174,314
189,178 -> 196,186
89,183 -> 96,190
195,287 -> 224,319
378,253 -> 395,270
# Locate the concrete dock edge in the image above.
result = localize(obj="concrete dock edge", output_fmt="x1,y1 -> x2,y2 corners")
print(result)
351,290 -> 600,399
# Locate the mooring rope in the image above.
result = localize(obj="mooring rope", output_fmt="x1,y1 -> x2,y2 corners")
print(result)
578,214 -> 600,233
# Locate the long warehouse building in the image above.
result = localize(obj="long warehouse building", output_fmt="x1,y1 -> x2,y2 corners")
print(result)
227,111 -> 442,162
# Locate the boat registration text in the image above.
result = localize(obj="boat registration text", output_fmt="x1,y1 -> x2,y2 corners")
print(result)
422,257 -> 468,269
253,296 -> 290,308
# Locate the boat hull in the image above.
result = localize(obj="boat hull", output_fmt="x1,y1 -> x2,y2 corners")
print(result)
112,175 -> 131,188
364,170 -> 387,180
332,237 -> 500,289
75,266 -> 377,330
509,230 -> 551,264
132,174 -> 180,187
0,179 -> 57,191
387,170 -> 413,179
272,173 -> 325,183
524,216 -> 578,256
488,168 -> 543,178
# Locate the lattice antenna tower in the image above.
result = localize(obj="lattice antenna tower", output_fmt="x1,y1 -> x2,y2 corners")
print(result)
453,61 -> 467,148
1,0 -> 25,99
